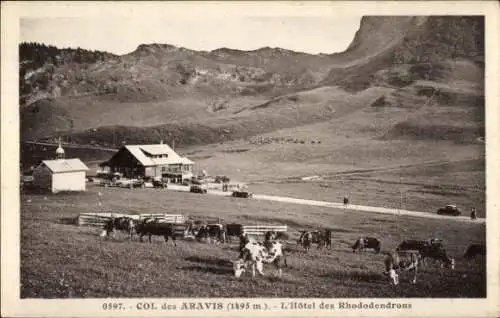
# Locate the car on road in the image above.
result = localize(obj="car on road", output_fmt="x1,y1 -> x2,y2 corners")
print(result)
152,179 -> 168,189
437,204 -> 461,216
190,184 -> 208,194
232,190 -> 253,199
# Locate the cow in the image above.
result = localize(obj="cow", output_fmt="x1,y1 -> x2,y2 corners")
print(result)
135,220 -> 185,246
100,216 -> 137,241
421,244 -> 455,269
463,244 -> 486,259
384,250 -> 420,285
397,239 -> 454,269
297,230 -> 329,251
320,229 -> 332,249
239,233 -> 256,252
352,237 -> 381,253
297,231 -> 314,252
225,223 -> 244,243
196,224 -> 226,244
233,241 -> 287,278
396,238 -> 443,253
185,220 -> 205,237
264,231 -> 278,242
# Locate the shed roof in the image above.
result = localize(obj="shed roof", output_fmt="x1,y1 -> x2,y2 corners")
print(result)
39,158 -> 89,173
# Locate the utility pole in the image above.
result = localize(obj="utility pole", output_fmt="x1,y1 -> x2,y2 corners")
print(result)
399,175 -> 403,215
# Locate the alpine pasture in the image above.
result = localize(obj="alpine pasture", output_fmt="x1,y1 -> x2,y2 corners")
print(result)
21,185 -> 486,298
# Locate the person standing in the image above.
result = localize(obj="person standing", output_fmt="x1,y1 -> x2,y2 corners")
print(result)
470,207 -> 477,220
343,196 -> 349,205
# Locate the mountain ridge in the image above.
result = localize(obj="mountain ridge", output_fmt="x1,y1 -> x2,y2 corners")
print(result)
20,16 -> 484,151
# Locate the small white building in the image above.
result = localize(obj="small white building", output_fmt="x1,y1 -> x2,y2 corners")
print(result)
32,143 -> 89,193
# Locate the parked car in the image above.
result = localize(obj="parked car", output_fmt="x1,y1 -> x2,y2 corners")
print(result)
437,204 -> 461,216
152,178 -> 168,189
232,190 -> 253,199
190,184 -> 207,194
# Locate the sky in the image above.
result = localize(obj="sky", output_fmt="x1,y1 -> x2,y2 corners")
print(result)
20,15 -> 362,56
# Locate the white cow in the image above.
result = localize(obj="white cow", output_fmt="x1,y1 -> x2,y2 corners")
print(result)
233,241 -> 287,278
384,250 -> 420,285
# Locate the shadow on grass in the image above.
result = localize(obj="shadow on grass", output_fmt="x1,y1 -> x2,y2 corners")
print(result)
319,270 -> 383,283
182,255 -> 234,276
58,217 -> 78,225
185,255 -> 233,267
180,265 -> 233,276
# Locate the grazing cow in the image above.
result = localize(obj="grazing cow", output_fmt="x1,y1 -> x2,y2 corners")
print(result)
264,231 -> 278,242
352,237 -> 381,253
396,239 -> 443,253
225,223 -> 243,243
101,216 -> 137,240
196,224 -> 226,244
397,239 -> 454,269
135,220 -> 185,246
384,250 -> 420,285
421,244 -> 455,269
239,233 -> 256,252
297,231 -> 314,252
319,229 -> 332,249
464,244 -> 486,259
233,241 -> 287,278
186,220 -> 205,237
297,230 -> 330,251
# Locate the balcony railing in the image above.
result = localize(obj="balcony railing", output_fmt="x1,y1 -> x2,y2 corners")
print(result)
161,166 -> 192,174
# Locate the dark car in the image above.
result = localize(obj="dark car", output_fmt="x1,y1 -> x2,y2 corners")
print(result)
232,190 -> 253,199
152,179 -> 168,189
190,184 -> 207,194
437,205 -> 461,216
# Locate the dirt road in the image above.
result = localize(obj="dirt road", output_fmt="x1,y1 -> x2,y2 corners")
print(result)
166,184 -> 485,224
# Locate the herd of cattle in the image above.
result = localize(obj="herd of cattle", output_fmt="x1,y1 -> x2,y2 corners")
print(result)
101,216 -> 486,285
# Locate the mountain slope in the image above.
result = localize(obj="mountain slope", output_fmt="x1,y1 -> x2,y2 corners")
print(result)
20,16 -> 484,149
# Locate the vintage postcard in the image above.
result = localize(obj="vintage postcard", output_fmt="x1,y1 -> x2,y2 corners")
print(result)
1,1 -> 499,317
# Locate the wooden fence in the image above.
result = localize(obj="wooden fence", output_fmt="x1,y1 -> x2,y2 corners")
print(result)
187,216 -> 224,224
139,214 -> 186,223
77,212 -> 185,227
77,214 -> 286,239
242,225 -> 288,236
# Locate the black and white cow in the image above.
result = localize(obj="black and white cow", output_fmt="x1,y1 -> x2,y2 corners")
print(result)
397,239 -> 454,269
196,224 -> 226,244
100,216 -> 137,240
233,241 -> 287,278
297,230 -> 329,251
352,237 -> 381,253
384,250 -> 420,285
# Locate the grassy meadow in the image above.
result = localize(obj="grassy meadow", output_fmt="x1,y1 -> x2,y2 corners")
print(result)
20,185 -> 486,298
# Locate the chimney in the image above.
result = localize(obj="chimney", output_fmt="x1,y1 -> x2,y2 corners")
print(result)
160,140 -> 163,144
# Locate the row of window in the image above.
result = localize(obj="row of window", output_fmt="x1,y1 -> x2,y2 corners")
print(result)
161,165 -> 192,172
